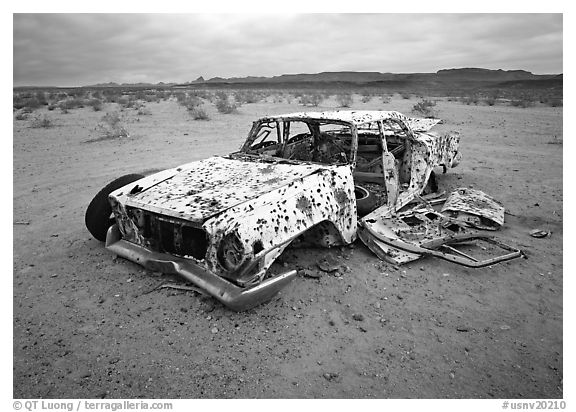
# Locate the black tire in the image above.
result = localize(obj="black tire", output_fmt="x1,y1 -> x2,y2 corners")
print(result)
85,174 -> 144,241
355,185 -> 378,217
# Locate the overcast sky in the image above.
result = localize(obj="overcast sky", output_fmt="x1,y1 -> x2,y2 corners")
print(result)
13,13 -> 563,87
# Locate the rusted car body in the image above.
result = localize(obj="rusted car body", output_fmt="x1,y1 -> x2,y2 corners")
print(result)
94,110 -> 466,310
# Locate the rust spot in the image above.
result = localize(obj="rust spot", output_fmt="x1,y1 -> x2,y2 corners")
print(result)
260,165 -> 276,174
296,195 -> 312,211
334,189 -> 349,208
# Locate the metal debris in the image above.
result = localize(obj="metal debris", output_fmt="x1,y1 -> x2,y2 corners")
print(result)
441,188 -> 505,230
529,229 -> 550,238
298,269 -> 321,279
358,208 -> 522,267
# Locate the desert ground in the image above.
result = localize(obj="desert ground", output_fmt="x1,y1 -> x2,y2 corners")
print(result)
13,92 -> 562,398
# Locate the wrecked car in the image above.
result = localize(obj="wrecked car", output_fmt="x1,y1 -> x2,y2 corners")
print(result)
85,110 -> 519,311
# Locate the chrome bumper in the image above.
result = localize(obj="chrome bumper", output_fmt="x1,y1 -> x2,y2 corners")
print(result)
105,225 -> 297,311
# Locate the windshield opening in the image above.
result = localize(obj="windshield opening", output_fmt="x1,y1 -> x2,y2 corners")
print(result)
241,119 -> 354,166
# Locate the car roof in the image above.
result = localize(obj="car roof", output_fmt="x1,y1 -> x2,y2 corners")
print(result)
259,110 -> 410,126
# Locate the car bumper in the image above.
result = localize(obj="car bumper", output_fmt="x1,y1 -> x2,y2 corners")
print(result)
105,224 -> 297,311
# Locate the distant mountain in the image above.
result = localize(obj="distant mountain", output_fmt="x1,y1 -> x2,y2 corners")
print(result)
87,81 -> 176,88
190,68 -> 554,85
76,68 -> 561,95
436,68 -> 537,81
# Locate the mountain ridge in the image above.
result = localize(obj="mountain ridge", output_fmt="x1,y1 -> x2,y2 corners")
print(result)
80,68 -> 560,88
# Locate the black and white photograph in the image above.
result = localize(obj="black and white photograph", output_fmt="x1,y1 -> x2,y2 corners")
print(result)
12,10 -> 564,405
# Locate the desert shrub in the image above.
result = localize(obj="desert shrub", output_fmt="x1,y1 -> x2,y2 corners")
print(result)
548,98 -> 562,107
35,91 -> 48,106
360,92 -> 371,103
58,98 -> 85,113
483,96 -> 496,106
86,98 -> 103,111
13,95 -> 43,111
174,92 -> 187,104
412,99 -> 437,117
97,112 -> 128,139
175,92 -> 204,110
461,95 -> 479,105
102,90 -> 122,103
215,95 -> 239,114
189,107 -> 210,120
336,93 -> 353,107
215,91 -> 229,100
299,93 -> 323,107
137,106 -> 152,116
190,90 -> 210,100
185,96 -> 203,110
91,91 -> 103,100
234,90 -> 260,104
381,95 -> 391,104
547,135 -> 562,145
400,92 -> 411,100
118,96 -> 136,109
510,98 -> 534,108
30,114 -> 53,128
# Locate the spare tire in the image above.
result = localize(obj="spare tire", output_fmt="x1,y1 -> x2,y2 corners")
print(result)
355,185 -> 378,217
85,174 -> 144,241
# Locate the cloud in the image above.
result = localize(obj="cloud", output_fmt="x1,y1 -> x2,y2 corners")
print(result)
13,13 -> 563,86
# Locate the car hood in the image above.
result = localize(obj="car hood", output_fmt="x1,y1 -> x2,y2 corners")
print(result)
121,156 -> 326,223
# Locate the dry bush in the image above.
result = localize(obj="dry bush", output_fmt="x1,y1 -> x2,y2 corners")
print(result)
118,96 -> 137,110
185,96 -> 203,110
215,94 -> 239,114
336,93 -> 353,107
30,114 -> 53,128
461,95 -> 479,105
483,96 -> 497,106
234,90 -> 261,104
547,135 -> 562,145
137,106 -> 152,116
97,112 -> 129,139
191,90 -> 211,100
58,98 -> 85,113
412,99 -> 437,117
510,98 -> 534,108
102,90 -> 123,103
299,93 -> 323,107
189,107 -> 210,120
381,95 -> 391,104
176,92 -> 204,111
13,94 -> 43,111
86,99 -> 103,111
548,98 -> 563,107
15,111 -> 29,121
400,92 -> 412,100
539,96 -> 563,107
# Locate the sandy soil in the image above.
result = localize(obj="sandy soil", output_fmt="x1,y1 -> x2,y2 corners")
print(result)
13,94 -> 562,398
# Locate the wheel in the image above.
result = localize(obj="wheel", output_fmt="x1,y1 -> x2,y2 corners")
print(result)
355,185 -> 378,217
85,174 -> 144,241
